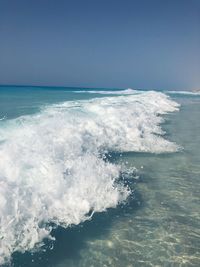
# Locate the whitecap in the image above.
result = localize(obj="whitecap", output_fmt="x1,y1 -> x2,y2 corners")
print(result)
166,90 -> 200,96
0,91 -> 179,264
74,88 -> 143,95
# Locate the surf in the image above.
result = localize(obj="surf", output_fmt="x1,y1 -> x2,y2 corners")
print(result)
0,91 -> 179,264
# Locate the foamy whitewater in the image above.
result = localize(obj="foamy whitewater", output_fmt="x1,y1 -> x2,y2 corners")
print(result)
75,88 -> 141,95
166,90 -> 200,96
0,91 -> 179,264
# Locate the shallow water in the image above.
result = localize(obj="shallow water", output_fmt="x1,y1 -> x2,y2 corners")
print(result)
0,87 -> 199,267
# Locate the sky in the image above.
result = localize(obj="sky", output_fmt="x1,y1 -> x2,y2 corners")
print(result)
0,0 -> 199,90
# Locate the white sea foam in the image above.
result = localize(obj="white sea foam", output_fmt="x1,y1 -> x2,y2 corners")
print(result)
0,116 -> 6,121
166,90 -> 200,96
74,88 -> 142,95
0,91 -> 179,264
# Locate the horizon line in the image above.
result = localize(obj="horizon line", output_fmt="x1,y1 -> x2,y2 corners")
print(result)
0,84 -> 181,91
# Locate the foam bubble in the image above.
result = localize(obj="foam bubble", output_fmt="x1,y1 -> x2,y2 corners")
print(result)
0,91 -> 179,264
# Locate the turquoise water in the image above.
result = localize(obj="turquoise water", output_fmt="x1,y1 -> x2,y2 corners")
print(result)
0,86 -> 100,119
0,86 -> 199,267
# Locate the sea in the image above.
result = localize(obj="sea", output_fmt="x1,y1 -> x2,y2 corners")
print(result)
0,86 -> 199,267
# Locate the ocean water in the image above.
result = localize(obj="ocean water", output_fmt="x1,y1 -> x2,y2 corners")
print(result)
0,86 -> 199,267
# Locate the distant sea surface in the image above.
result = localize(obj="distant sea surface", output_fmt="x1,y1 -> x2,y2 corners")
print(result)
0,86 -> 199,267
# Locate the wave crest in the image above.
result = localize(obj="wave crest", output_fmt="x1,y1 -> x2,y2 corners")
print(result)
0,91 -> 179,264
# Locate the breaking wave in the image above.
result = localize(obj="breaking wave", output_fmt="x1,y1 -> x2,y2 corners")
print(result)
166,90 -> 200,96
74,88 -> 142,95
0,91 -> 179,264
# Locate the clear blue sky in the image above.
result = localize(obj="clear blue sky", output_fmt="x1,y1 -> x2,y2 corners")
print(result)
0,0 -> 199,90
